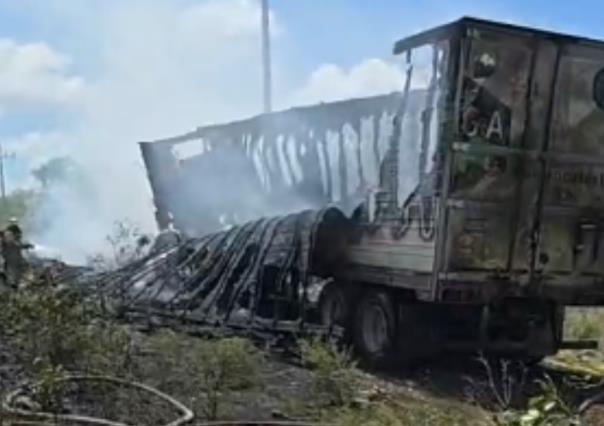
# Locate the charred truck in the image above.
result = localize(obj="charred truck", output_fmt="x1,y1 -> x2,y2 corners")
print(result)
139,18 -> 604,365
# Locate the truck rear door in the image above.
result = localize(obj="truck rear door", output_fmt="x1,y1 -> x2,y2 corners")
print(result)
442,23 -> 604,296
443,25 -> 543,275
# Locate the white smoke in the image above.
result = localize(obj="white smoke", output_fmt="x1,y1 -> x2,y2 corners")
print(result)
4,0 -> 407,264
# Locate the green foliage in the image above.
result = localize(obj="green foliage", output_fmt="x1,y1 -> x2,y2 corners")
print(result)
144,331 -> 264,420
464,356 -> 583,426
565,308 -> 604,348
32,156 -> 82,188
0,280 -> 133,377
494,377 -> 581,426
31,359 -> 66,412
3,282 -> 91,369
299,337 -> 359,407
80,322 -> 135,376
196,337 -> 263,419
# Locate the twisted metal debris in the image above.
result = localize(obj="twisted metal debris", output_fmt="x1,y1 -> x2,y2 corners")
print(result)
91,207 -> 352,340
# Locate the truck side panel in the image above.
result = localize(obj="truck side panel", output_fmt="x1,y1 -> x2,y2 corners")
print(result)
540,43 -> 604,277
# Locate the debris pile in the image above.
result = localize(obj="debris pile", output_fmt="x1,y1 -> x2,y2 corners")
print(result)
91,207 -> 352,341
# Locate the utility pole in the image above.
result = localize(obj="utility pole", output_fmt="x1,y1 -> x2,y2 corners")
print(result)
261,0 -> 272,113
0,144 -> 15,201
0,145 -> 5,200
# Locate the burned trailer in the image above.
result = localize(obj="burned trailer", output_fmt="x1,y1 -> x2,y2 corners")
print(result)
110,207 -> 351,338
141,17 -> 604,365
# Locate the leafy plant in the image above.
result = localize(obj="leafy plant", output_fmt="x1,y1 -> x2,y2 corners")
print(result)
87,219 -> 150,271
81,322 -> 135,376
299,337 -> 359,407
31,359 -> 66,412
4,282 -> 91,369
144,332 -> 264,420
196,337 -> 263,419
494,376 -> 581,426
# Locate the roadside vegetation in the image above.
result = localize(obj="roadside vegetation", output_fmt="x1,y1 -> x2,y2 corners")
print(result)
565,308 -> 604,350
0,275 -> 601,425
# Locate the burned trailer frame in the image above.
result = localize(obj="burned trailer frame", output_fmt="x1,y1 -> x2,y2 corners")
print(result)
139,93 -> 407,237
139,17 -> 604,365
106,207 -> 353,343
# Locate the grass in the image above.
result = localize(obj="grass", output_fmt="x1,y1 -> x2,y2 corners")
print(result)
564,308 -> 604,349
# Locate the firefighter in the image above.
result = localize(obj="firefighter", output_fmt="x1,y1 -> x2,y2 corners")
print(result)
2,218 -> 32,289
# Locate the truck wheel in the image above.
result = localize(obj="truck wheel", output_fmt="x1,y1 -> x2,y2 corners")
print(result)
353,290 -> 397,368
318,283 -> 349,328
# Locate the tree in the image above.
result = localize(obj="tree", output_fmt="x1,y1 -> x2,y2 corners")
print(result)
32,157 -> 80,188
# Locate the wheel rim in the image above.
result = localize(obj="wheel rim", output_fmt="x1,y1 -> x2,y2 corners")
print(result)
361,302 -> 390,354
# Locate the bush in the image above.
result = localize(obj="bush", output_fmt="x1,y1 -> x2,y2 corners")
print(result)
31,359 -> 66,412
196,337 -> 264,419
80,322 -> 135,376
464,356 -> 581,426
299,337 -> 359,407
0,280 -> 134,378
143,332 -> 264,420
493,376 -> 581,426
3,282 -> 92,369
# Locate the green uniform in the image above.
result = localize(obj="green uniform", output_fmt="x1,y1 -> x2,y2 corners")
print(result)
2,224 -> 28,289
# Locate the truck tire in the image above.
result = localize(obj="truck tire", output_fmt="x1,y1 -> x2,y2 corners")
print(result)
318,283 -> 350,329
353,290 -> 397,368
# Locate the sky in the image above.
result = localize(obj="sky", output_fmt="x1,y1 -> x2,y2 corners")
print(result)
0,0 -> 601,258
